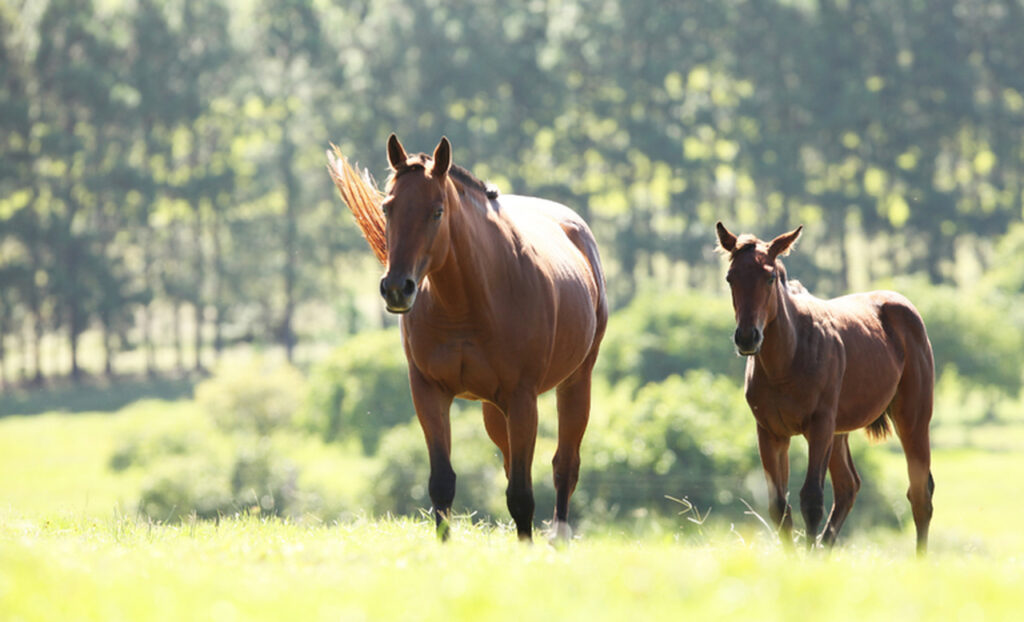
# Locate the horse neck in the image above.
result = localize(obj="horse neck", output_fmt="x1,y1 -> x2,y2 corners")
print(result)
757,281 -> 801,378
423,190 -> 500,315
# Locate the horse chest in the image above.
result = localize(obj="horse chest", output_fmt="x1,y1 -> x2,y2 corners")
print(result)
406,327 -> 502,401
745,376 -> 823,436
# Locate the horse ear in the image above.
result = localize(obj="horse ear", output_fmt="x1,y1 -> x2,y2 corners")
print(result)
716,221 -> 738,253
768,225 -> 803,260
387,133 -> 407,170
432,136 -> 452,178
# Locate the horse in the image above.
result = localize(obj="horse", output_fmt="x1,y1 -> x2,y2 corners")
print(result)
327,135 -> 608,542
715,222 -> 935,555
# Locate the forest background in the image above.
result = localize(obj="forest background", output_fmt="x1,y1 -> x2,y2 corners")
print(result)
2,0 -> 1024,537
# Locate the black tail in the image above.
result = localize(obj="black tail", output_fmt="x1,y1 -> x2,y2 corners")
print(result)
865,410 -> 893,442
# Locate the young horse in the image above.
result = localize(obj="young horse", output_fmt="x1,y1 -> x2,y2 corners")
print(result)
715,222 -> 935,555
327,135 -> 608,542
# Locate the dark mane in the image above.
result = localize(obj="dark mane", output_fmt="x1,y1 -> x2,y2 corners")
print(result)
388,153 -> 499,199
450,163 -> 499,199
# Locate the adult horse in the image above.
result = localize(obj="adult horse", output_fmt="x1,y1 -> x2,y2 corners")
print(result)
715,222 -> 934,555
327,135 -> 608,542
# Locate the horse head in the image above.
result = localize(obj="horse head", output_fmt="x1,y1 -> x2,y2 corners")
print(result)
378,134 -> 456,313
716,221 -> 802,355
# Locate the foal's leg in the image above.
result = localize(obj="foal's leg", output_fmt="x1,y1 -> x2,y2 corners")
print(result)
891,379 -> 935,556
757,426 -> 793,548
551,369 -> 594,542
504,392 -> 539,542
801,417 -> 836,550
409,368 -> 456,541
821,433 -> 861,549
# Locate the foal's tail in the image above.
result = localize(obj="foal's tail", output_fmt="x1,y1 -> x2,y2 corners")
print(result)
326,145 -> 387,264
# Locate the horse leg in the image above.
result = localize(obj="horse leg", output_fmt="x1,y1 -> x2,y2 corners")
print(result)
821,433 -> 860,549
409,367 -> 456,541
504,392 -> 539,542
482,402 -> 510,477
757,425 -> 793,548
551,368 -> 594,542
800,417 -> 836,550
890,370 -> 935,556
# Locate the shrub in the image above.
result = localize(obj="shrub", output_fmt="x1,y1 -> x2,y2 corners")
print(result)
596,290 -> 745,387
303,329 -> 414,453
196,357 -> 307,436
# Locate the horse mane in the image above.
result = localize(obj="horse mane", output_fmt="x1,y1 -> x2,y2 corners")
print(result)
388,153 -> 499,200
326,145 -> 387,265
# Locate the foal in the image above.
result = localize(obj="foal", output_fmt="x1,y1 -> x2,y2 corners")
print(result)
716,222 -> 935,554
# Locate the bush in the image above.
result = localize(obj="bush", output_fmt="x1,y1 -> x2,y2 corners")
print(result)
196,358 -> 307,436
896,280 -> 1024,396
596,290 -> 745,387
304,329 -> 414,453
136,439 -> 301,523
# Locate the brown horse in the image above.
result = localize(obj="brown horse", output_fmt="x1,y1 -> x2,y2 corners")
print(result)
327,135 -> 608,542
715,222 -> 935,555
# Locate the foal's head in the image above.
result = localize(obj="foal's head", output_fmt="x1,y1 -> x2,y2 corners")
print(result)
716,222 -> 802,355
378,134 -> 455,313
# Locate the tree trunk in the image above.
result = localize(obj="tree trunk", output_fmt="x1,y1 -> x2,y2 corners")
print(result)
281,129 -> 298,363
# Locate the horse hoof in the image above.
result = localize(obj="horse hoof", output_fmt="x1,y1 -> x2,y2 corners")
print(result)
548,521 -> 573,546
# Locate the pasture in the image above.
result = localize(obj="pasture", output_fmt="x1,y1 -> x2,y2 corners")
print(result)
2,397 -> 1023,621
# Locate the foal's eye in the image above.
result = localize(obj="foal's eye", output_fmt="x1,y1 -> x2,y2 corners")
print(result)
432,205 -> 444,221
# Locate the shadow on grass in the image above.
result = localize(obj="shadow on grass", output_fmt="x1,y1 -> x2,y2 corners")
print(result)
0,374 -> 199,417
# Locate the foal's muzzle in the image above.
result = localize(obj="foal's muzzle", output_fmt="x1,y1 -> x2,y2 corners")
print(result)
380,274 -> 417,313
734,326 -> 763,356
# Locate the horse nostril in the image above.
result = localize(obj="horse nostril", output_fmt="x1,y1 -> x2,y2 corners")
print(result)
380,278 -> 388,297
402,279 -> 416,296
752,327 -> 762,344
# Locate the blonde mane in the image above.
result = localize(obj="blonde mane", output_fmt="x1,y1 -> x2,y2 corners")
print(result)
326,145 -> 387,264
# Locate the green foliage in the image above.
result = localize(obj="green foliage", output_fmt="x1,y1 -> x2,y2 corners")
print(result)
579,371 -> 757,520
195,357 -> 306,435
303,329 -> 414,452
596,290 -> 743,386
898,281 -> 1024,395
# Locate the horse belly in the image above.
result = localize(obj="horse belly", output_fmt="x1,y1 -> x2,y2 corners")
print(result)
836,343 -> 901,432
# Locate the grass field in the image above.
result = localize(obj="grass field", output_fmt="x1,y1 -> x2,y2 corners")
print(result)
2,397 -> 1024,620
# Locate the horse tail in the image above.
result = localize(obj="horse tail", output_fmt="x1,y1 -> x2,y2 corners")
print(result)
865,409 -> 893,442
327,145 -> 387,264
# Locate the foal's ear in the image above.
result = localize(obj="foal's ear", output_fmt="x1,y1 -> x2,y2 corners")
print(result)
432,136 -> 452,178
768,225 -> 803,260
387,133 -> 408,170
715,221 -> 738,253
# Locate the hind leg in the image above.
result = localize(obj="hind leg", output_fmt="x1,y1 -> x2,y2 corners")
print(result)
891,365 -> 935,556
550,370 -> 593,542
821,434 -> 861,549
482,402 -> 510,477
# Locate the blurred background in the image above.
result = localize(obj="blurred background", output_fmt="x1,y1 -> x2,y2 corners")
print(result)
1,0 -> 1023,543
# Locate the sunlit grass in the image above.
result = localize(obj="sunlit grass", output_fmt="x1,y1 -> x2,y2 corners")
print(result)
2,399 -> 1024,620
1,512 -> 1021,622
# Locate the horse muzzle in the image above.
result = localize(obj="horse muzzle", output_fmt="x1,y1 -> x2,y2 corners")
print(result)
734,325 -> 763,356
380,274 -> 418,314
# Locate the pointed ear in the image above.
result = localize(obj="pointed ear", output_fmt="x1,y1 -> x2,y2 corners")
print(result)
716,221 -> 738,253
768,225 -> 803,261
387,133 -> 407,170
431,136 -> 451,178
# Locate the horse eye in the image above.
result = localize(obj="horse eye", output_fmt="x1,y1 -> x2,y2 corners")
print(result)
432,206 -> 444,221
767,273 -> 777,284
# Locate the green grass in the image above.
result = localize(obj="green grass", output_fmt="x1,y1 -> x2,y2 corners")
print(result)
1,514 -> 1022,621
2,398 -> 1024,620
